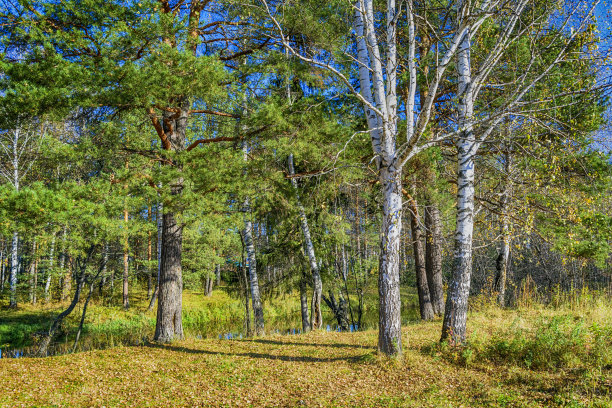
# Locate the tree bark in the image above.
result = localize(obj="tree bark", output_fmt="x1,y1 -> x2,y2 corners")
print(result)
44,232 -> 56,302
408,192 -> 434,320
495,151 -> 512,306
153,105 -> 187,343
442,19 -> 476,345
148,203 -> 163,312
62,255 -> 73,302
123,205 -> 130,309
288,154 -> 323,330
299,274 -> 311,332
147,206 -> 153,299
425,204 -> 444,315
37,251 -> 91,357
243,140 -> 265,336
0,243 -> 4,291
9,231 -> 18,308
377,164 -> 403,355
29,240 -> 38,305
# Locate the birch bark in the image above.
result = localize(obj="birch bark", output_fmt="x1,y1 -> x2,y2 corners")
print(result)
44,232 -> 56,302
442,6 -> 477,344
495,151 -> 512,306
242,141 -> 265,336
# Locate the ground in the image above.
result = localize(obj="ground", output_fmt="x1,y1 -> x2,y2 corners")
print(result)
1,305 -> 610,408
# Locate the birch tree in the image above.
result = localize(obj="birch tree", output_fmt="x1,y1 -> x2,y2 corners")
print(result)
0,121 -> 44,307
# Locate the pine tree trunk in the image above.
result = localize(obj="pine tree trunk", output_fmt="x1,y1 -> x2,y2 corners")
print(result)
408,193 -> 434,320
442,21 -> 476,345
153,104 -> 187,343
9,231 -> 18,308
288,154 -> 323,329
425,204 -> 444,315
377,164 -> 403,355
215,264 -> 220,286
154,209 -> 184,342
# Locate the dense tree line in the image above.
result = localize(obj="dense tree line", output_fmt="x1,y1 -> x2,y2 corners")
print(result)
0,0 -> 611,356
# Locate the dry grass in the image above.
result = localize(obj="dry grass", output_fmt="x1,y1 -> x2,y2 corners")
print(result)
1,308 -> 610,408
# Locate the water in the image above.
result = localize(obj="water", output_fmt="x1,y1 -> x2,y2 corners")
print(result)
217,324 -> 360,340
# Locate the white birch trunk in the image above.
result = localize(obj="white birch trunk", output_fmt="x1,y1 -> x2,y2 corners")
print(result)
44,232 -> 56,302
243,142 -> 264,336
9,231 -> 18,308
377,163 -> 403,354
442,12 -> 477,344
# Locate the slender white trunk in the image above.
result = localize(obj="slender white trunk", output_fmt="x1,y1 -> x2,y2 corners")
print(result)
243,142 -> 264,335
0,244 -> 4,291
9,131 -> 19,308
442,16 -> 477,344
44,232 -> 56,302
288,154 -> 323,329
9,231 -> 18,307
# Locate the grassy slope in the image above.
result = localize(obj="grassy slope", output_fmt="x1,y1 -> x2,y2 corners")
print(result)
1,305 -> 610,408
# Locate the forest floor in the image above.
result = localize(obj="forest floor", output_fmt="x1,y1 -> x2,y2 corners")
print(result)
1,302 -> 611,408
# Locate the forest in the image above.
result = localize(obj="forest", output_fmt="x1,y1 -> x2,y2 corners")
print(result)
0,0 -> 611,406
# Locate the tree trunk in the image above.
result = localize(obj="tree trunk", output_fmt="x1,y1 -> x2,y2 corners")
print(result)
243,140 -> 265,336
377,164 -> 403,355
243,205 -> 264,335
9,231 -> 18,308
154,208 -> 184,342
241,258 -> 252,337
322,291 -> 349,330
123,207 -> 130,309
29,240 -> 38,305
37,252 -> 92,357
408,192 -> 434,320
147,206 -> 153,299
148,203 -> 163,312
153,103 -> 187,343
58,226 -> 68,301
62,256 -> 72,302
288,154 -> 323,330
44,232 -> 56,302
299,274 -> 311,332
0,243 -> 4,291
495,151 -> 512,306
99,242 -> 108,296
425,204 -> 444,315
215,263 -> 221,286
442,21 -> 476,345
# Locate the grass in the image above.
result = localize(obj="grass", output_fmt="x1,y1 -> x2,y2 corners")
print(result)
1,301 -> 611,407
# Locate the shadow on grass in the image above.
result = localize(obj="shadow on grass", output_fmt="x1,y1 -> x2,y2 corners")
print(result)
144,342 -> 372,363
235,338 -> 376,350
